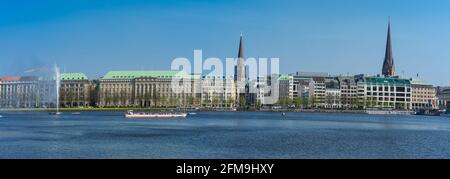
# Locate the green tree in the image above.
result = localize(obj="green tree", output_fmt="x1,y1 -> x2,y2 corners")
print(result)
239,96 -> 247,108
294,97 -> 302,108
120,90 -> 127,107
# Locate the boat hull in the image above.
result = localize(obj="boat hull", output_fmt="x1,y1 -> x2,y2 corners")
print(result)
125,114 -> 187,119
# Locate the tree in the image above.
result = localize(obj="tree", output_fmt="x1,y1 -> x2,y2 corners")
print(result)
67,90 -> 75,107
203,99 -> 211,107
325,93 -> 335,109
310,97 -> 318,108
256,99 -> 262,109
60,90 -> 67,107
102,89 -> 111,107
120,90 -> 128,107
294,97 -> 302,108
187,96 -> 195,106
239,96 -> 247,108
112,93 -> 120,107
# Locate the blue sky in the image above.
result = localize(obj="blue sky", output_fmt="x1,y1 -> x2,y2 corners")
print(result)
1,0 -> 450,85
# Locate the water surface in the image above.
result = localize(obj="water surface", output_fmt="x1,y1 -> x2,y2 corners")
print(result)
0,111 -> 449,159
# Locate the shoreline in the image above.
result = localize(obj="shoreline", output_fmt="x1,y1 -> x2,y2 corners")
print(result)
0,107 -> 176,112
0,107 -> 412,114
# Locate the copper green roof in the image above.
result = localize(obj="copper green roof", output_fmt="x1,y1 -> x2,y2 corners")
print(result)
365,77 -> 410,86
102,70 -> 197,80
278,74 -> 290,81
61,73 -> 88,80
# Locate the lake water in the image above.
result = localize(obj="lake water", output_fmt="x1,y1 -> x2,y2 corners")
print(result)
0,111 -> 449,159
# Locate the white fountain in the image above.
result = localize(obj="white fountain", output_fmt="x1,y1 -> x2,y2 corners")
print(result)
50,64 -> 62,115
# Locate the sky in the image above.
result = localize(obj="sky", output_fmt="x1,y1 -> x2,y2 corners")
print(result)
1,0 -> 450,85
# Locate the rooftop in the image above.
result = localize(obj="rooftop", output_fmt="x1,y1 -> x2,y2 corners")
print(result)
102,70 -> 197,80
0,76 -> 21,81
61,73 -> 88,80
278,74 -> 291,81
365,77 -> 411,86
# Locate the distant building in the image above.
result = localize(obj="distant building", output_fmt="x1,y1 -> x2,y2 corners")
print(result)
436,86 -> 450,110
201,75 -> 236,108
358,75 -> 412,110
410,79 -> 437,110
292,72 -> 328,108
325,78 -> 341,109
60,73 -> 91,108
98,70 -> 198,108
0,76 -> 55,108
337,76 -> 359,109
278,74 -> 294,100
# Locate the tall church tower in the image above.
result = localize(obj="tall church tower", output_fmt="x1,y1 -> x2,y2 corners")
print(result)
382,17 -> 396,77
236,33 -> 246,82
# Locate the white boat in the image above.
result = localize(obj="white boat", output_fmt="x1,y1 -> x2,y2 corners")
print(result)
49,112 -> 62,115
0,115 -> 3,118
365,110 -> 415,115
125,110 -> 187,119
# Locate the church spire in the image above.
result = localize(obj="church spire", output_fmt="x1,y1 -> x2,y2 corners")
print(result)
238,33 -> 244,59
382,17 -> 396,76
236,33 -> 246,82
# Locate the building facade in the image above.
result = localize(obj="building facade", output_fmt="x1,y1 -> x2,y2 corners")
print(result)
201,76 -> 236,108
0,76 -> 57,108
278,74 -> 294,100
337,76 -> 359,109
359,76 -> 412,110
436,86 -> 450,110
60,73 -> 91,108
410,80 -> 437,110
98,71 -> 198,108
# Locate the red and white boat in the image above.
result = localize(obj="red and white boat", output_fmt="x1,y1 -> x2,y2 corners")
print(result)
125,110 -> 187,119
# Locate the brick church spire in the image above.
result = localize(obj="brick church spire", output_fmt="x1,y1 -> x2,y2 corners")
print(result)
382,17 -> 396,76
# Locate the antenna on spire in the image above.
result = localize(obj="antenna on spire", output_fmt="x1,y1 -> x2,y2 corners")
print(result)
240,32 -> 243,37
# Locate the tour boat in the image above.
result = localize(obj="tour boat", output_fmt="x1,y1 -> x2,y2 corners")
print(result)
49,112 -> 62,115
125,110 -> 187,119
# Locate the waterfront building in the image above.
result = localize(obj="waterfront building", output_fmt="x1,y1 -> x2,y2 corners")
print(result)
200,75 -> 236,108
436,86 -> 450,110
253,76 -> 268,106
60,73 -> 91,108
0,76 -> 29,107
98,70 -> 198,108
410,79 -> 437,110
382,18 -> 396,77
337,76 -> 359,109
292,77 -> 311,105
278,74 -> 294,100
0,76 -> 55,108
358,75 -> 412,110
325,78 -> 341,109
292,72 -> 328,108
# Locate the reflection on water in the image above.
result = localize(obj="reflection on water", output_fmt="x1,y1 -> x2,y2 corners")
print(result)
0,111 -> 449,159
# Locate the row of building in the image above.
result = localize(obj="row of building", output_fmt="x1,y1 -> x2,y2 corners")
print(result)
1,71 -> 449,110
